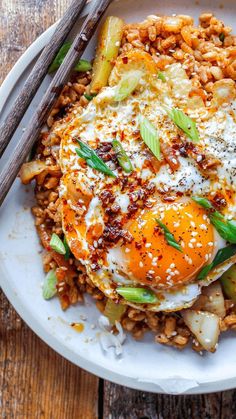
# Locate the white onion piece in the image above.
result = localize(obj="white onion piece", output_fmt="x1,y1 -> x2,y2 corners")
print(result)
181,309 -> 220,352
20,160 -> 47,184
192,281 -> 226,318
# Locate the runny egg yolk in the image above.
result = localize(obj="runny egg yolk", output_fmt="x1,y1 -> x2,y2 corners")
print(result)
123,201 -> 215,288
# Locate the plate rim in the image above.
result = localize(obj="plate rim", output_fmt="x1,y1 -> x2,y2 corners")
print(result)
1,9 -> 236,395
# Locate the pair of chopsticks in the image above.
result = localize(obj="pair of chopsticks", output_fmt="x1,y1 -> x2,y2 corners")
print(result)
0,0 -> 112,207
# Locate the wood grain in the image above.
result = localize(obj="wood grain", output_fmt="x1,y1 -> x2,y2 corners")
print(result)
0,291 -> 99,419
2,1 -> 236,418
0,0 -> 87,157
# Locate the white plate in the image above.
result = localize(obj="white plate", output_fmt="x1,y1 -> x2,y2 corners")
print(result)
1,0 -> 236,395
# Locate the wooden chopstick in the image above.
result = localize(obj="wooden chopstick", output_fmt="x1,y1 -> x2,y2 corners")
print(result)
0,0 -> 112,207
0,0 -> 88,158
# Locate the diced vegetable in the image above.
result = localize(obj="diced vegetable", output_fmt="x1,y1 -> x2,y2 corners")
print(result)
50,233 -> 66,255
167,108 -> 200,142
192,281 -> 226,318
84,93 -> 97,101
117,287 -> 158,304
104,299 -> 126,325
42,269 -> 57,300
114,70 -> 141,101
20,160 -> 48,184
164,63 -> 192,98
48,41 -> 92,73
74,59 -> 92,72
75,139 -> 116,177
158,71 -> 166,82
112,139 -> 133,173
212,79 -> 236,105
48,42 -> 71,73
220,264 -> 236,302
156,219 -> 182,252
198,245 -> 236,280
63,236 -> 71,260
90,16 -> 124,94
139,114 -> 161,161
181,309 -> 220,352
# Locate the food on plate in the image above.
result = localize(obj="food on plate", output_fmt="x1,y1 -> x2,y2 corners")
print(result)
21,12 -> 236,353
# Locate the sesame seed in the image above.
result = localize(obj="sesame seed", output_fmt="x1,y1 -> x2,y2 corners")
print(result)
191,232 -> 198,237
125,248 -> 130,253
145,243 -> 152,248
190,221 -> 196,228
148,252 -> 153,259
200,224 -> 207,230
190,238 -> 196,243
170,263 -> 175,268
196,243 -> 203,248
188,243 -> 194,248
139,261 -> 144,268
208,242 -> 214,247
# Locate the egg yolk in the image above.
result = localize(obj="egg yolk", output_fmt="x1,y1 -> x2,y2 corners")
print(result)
124,200 -> 215,288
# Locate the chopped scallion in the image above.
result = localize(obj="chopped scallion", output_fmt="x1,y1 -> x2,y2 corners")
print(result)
168,108 -> 200,142
42,269 -> 57,300
112,139 -> 133,173
117,287 -> 158,304
156,219 -> 183,252
139,114 -> 161,161
50,233 -> 66,255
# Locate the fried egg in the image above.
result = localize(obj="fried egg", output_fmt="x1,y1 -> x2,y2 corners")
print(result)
55,51 -> 236,312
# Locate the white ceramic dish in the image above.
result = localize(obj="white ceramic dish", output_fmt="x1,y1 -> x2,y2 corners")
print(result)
1,0 -> 236,395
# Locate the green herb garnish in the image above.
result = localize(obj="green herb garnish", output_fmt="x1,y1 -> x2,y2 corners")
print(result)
74,59 -> 92,72
192,196 -> 236,244
158,71 -> 166,82
112,139 -> 133,173
139,114 -> 161,161
50,233 -> 66,255
75,140 -> 116,177
219,33 -> 225,42
42,269 -> 57,300
198,245 -> 236,280
84,93 -> 97,101
63,236 -> 71,260
168,108 -> 200,142
117,287 -> 158,304
156,219 -> 183,252
48,41 -> 92,73
114,70 -> 141,101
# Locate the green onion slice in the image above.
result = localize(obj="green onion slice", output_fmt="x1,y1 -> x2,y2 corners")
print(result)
74,59 -> 92,72
192,196 -> 236,244
76,139 -> 116,177
198,244 -> 236,280
84,93 -> 97,101
168,108 -> 200,142
114,70 -> 142,101
139,114 -> 161,161
117,287 -> 158,304
219,33 -> 225,42
104,299 -> 126,325
42,269 -> 57,300
48,41 -> 92,73
158,71 -> 166,82
112,139 -> 133,173
63,236 -> 71,260
50,233 -> 66,255
156,219 -> 183,252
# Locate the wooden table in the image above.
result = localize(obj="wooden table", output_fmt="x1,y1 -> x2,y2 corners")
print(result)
1,1 -> 236,417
